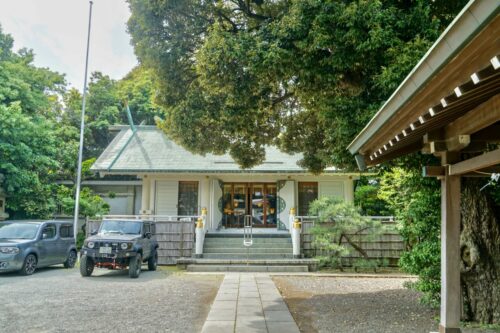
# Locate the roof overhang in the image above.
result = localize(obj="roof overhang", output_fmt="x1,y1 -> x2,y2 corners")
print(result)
348,0 -> 499,169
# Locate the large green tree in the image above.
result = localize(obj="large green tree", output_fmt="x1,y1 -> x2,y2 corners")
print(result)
0,26 -> 68,218
127,0 -> 466,172
61,68 -> 163,158
0,26 -> 109,219
125,0 -> 500,323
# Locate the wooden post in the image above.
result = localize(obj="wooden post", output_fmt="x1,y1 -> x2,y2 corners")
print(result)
439,170 -> 461,333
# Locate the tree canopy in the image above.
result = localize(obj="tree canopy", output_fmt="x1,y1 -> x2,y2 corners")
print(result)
127,0 -> 466,172
0,26 -> 120,218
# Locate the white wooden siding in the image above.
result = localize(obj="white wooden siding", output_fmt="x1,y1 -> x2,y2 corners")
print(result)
155,181 -> 179,215
319,181 -> 344,199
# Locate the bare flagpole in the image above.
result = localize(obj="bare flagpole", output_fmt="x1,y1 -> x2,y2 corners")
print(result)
73,0 -> 94,241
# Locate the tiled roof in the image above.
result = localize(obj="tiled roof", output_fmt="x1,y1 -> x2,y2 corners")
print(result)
91,126 -> 338,174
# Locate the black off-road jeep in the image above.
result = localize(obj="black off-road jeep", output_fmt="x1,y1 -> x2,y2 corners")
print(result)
79,219 -> 159,278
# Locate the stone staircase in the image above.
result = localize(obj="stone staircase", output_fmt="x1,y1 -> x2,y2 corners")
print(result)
177,232 -> 318,272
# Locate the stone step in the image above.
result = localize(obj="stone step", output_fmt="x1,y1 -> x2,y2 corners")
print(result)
177,258 -> 319,271
204,238 -> 292,244
203,247 -> 292,254
205,233 -> 291,239
204,243 -> 292,249
202,253 -> 294,259
186,264 -> 309,272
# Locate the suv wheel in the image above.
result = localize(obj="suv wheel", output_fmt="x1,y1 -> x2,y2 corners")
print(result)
80,255 -> 94,277
64,250 -> 77,268
20,254 -> 37,275
148,250 -> 158,271
129,254 -> 142,278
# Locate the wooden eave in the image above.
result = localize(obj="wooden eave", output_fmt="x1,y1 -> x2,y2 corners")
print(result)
351,10 -> 500,168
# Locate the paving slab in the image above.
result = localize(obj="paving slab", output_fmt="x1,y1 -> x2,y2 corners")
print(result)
200,273 -> 300,333
201,321 -> 235,333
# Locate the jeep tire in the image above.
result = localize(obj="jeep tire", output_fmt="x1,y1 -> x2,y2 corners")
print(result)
148,250 -> 157,271
129,253 -> 142,278
80,255 -> 94,277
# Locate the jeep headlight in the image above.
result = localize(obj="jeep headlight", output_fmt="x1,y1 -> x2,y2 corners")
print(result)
0,247 -> 20,254
86,241 -> 95,249
120,242 -> 129,250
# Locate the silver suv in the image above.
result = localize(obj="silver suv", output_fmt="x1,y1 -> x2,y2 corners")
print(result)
0,221 -> 77,275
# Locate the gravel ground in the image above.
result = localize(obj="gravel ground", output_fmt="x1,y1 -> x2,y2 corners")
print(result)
273,276 -> 437,333
0,265 -> 222,333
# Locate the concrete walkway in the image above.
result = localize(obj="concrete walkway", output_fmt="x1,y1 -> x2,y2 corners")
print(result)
201,273 -> 300,333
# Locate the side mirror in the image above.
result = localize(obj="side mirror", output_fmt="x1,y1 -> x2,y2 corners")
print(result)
145,232 -> 152,239
90,230 -> 98,236
42,233 -> 48,239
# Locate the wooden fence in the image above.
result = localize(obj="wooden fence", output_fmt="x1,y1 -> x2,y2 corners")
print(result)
300,216 -> 404,266
86,216 -> 197,265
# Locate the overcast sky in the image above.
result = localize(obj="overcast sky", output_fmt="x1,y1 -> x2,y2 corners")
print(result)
0,0 -> 138,89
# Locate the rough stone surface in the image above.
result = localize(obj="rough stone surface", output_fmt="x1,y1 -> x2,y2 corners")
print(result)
0,266 -> 221,333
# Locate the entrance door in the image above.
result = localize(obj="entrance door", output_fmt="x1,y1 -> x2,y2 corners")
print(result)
222,183 -> 277,228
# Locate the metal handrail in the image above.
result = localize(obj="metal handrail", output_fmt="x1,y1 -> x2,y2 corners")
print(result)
243,215 -> 253,246
243,215 -> 253,265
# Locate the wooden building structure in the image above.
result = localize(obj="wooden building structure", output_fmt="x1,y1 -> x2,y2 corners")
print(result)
348,1 -> 499,332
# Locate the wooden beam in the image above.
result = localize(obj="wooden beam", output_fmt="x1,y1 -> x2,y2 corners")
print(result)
423,130 -> 444,144
445,94 -> 500,138
449,148 -> 500,175
430,141 -> 448,154
471,123 -> 500,142
423,166 -> 445,177
446,135 -> 470,151
439,172 -> 461,332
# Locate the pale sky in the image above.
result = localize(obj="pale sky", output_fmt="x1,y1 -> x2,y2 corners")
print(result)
0,0 -> 138,89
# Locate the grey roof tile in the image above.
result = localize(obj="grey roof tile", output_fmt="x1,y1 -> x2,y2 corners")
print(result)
91,126 -> 338,173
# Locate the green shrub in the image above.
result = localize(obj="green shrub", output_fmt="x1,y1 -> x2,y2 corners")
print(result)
379,167 -> 441,305
309,197 -> 385,271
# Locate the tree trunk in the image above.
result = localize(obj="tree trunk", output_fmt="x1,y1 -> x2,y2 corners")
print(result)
460,178 -> 500,323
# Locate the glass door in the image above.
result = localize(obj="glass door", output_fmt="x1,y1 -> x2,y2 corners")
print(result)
222,183 -> 247,228
265,184 -> 277,227
251,184 -> 265,226
222,183 -> 278,228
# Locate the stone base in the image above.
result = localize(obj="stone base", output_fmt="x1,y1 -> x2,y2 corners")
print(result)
439,324 -> 461,333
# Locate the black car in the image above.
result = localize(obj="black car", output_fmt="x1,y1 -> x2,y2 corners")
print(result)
80,219 -> 158,278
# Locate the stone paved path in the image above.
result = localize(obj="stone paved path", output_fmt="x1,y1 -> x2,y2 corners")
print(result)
201,273 -> 300,333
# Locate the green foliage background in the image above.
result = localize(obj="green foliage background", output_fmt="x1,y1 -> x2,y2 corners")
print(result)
127,0 -> 467,172
379,166 -> 441,305
0,25 -> 159,219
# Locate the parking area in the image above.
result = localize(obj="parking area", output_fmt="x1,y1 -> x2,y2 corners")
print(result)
0,266 -> 222,333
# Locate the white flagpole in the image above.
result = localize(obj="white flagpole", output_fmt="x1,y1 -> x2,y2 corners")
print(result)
73,0 -> 94,241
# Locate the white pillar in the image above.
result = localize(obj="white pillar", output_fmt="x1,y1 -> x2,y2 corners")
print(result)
200,178 -> 210,227
439,173 -> 461,333
141,176 -> 151,215
288,207 -> 296,234
292,218 -> 301,259
195,217 -> 204,258
344,178 -> 354,202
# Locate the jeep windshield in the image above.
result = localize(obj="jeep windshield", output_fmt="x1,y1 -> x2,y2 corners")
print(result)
0,223 -> 41,240
98,220 -> 142,235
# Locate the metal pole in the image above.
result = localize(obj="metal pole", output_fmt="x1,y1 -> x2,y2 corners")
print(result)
73,1 -> 94,241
